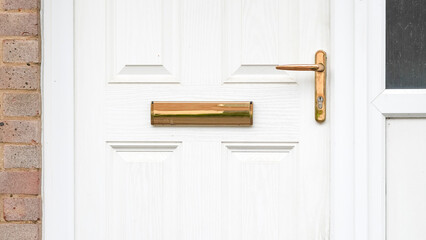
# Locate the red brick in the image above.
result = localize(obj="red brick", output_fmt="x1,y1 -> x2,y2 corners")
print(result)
0,224 -> 40,240
0,120 -> 40,143
4,145 -> 41,168
0,13 -> 38,36
3,198 -> 41,221
2,40 -> 40,63
0,66 -> 40,90
0,171 -> 40,194
3,93 -> 40,117
3,0 -> 39,10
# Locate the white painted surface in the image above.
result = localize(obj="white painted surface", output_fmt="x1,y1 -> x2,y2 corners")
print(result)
365,1 -> 387,240
329,0 -> 355,239
75,0 -> 329,239
373,89 -> 426,117
387,119 -> 426,240
107,142 -> 181,240
353,0 -> 368,239
110,0 -> 179,83
224,0 -> 298,83
41,0 -> 74,239
44,0 -> 426,239
365,1 -> 426,240
222,143 -> 300,240
43,0 -> 366,240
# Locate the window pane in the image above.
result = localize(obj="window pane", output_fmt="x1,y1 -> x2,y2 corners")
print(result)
386,0 -> 426,89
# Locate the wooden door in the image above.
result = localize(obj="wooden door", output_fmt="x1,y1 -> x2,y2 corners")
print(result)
75,0 -> 330,239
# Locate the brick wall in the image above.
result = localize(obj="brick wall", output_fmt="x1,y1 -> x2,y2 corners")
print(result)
0,0 -> 42,239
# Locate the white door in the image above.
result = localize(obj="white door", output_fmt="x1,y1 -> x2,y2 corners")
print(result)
75,0 -> 329,239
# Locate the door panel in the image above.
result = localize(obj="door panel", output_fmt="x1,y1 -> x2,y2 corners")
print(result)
111,0 -> 179,83
75,0 -> 329,239
225,0 -> 298,83
107,142 -> 181,239
223,143 -> 297,240
387,119 -> 426,240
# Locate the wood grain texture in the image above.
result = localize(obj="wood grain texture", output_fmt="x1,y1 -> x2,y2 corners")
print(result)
107,142 -> 181,240
241,0 -> 279,65
109,0 -> 179,83
106,84 -> 300,140
222,143 -> 297,240
224,0 -> 299,83
75,0 -> 330,239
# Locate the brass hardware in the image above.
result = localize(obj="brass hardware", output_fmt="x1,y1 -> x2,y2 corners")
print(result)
276,50 -> 327,122
276,64 -> 324,72
151,101 -> 253,126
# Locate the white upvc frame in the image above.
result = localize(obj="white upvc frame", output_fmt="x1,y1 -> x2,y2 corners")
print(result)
42,0 -> 74,239
373,89 -> 426,117
365,1 -> 426,240
41,0 -> 396,240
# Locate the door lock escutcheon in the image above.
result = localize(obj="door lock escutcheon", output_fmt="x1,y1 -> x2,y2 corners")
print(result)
276,50 -> 327,123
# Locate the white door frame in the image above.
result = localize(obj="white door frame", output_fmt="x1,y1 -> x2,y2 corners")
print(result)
363,1 -> 426,240
41,0 -> 395,239
42,0 -> 74,239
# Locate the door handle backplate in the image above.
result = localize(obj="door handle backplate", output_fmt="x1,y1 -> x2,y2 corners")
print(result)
276,50 -> 327,122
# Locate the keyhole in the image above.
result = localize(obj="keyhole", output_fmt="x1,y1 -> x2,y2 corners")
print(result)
317,96 -> 324,109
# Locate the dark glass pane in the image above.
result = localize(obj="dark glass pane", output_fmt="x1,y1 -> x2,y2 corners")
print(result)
386,0 -> 426,89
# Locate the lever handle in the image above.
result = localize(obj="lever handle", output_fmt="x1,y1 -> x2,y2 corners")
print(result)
275,63 -> 325,72
275,50 -> 327,123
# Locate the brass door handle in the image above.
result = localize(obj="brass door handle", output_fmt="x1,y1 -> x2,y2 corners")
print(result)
276,63 -> 324,72
275,50 -> 327,123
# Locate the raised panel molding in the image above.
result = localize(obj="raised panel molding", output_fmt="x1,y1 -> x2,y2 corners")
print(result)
106,142 -> 181,239
107,0 -> 180,83
107,0 -> 300,84
222,142 -> 298,240
223,0 -> 299,83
